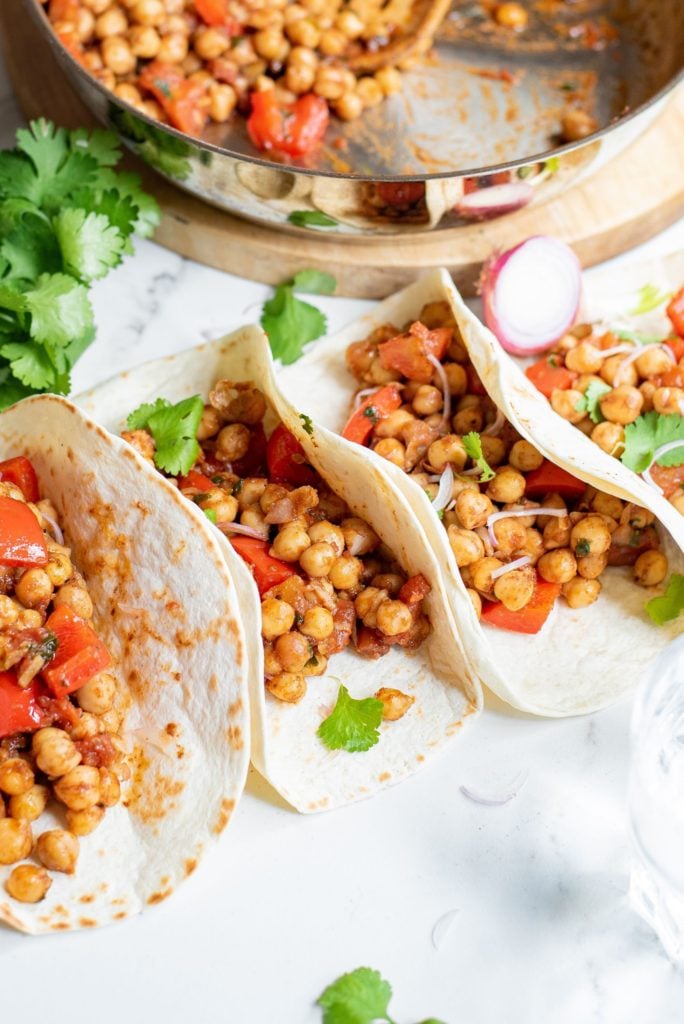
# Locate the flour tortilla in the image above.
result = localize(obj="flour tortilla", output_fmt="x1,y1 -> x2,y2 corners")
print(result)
77,328 -> 482,813
0,397 -> 250,934
278,268 -> 684,716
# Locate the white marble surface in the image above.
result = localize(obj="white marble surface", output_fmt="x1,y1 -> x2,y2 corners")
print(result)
2,54 -> 684,1024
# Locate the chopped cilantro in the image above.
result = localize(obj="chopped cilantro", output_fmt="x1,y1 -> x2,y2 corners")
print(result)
574,380 -> 611,424
29,630 -> 58,663
646,575 -> 684,626
629,283 -> 673,316
548,356 -> 558,368
305,653 -> 319,668
317,684 -> 383,753
260,269 -> 335,364
544,156 -> 560,174
293,611 -> 304,626
317,967 -> 446,1024
621,412 -> 684,474
127,394 -> 204,476
462,431 -> 495,482
363,405 -> 378,422
287,210 -> 338,229
560,81 -> 577,91
575,538 -> 591,557
232,478 -> 243,495
299,412 -> 314,436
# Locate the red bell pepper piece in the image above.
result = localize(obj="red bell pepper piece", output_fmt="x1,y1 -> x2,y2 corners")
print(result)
0,456 -> 40,502
525,357 -> 577,399
247,91 -> 329,158
266,424 -> 318,487
377,322 -> 451,384
341,384 -> 403,447
658,365 -> 684,389
666,288 -> 684,339
0,672 -> 47,738
230,536 -> 295,596
375,182 -> 425,207
398,573 -> 431,607
481,578 -> 561,635
41,606 -> 112,697
665,336 -> 684,363
139,61 -> 208,136
524,460 -> 586,501
194,0 -> 242,31
178,469 -> 215,492
0,497 -> 48,567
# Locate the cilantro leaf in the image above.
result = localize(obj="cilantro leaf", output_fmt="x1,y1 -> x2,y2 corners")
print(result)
629,283 -> 673,316
69,127 -> 120,167
299,413 -> 314,436
0,215 -> 60,281
574,379 -> 611,424
621,412 -> 684,474
317,968 -> 393,1024
317,685 -> 383,753
462,431 -> 495,482
132,395 -> 204,476
292,269 -> 336,294
127,397 -> 173,430
0,342 -> 57,390
646,575 -> 684,626
25,273 -> 93,348
288,210 -> 338,229
0,374 -> 36,409
54,208 -> 125,281
261,285 -> 327,365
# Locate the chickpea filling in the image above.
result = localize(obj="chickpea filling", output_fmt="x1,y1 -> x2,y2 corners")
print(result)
343,302 -> 669,630
0,460 -> 126,905
124,380 -> 428,711
526,307 -> 684,518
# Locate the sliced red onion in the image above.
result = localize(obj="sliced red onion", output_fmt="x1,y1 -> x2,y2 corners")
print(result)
456,182 -> 534,221
482,408 -> 505,436
431,909 -> 460,951
40,511 -> 64,545
487,506 -> 565,547
642,441 -> 684,493
614,344 -> 674,385
431,463 -> 454,512
427,353 -> 451,427
490,555 -> 532,580
217,520 -> 268,539
460,770 -> 528,807
481,236 -> 582,356
353,386 -> 382,411
596,343 -> 636,359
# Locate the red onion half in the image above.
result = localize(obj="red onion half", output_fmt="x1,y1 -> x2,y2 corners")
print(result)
482,236 -> 582,356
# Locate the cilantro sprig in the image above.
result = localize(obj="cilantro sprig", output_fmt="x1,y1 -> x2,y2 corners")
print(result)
462,431 -> 495,482
646,575 -> 684,626
317,685 -> 383,753
126,394 -> 204,476
621,412 -> 684,474
260,269 -> 336,365
317,967 -> 446,1024
574,380 -> 611,424
0,119 -> 159,407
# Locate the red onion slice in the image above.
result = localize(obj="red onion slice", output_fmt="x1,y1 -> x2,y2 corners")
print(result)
490,555 -> 532,580
482,236 -> 582,356
432,463 -> 454,512
482,408 -> 505,437
596,343 -> 636,359
216,521 -> 269,540
614,344 -> 675,386
427,353 -> 451,427
642,441 -> 684,494
487,506 -> 565,546
456,182 -> 534,221
39,511 -> 64,545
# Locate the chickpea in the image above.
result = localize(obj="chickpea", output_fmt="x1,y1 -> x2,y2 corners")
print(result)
455,490 -> 494,530
122,428 -> 155,462
591,421 -> 625,457
427,435 -> 467,472
52,582 -> 94,619
98,768 -> 121,807
495,2 -> 528,29
375,66 -> 402,96
508,440 -> 544,472
194,25 -> 229,59
131,0 -> 165,25
634,550 -> 668,587
639,380 -> 657,412
286,62 -> 317,94
286,18 -> 320,47
209,82 -> 237,122
653,387 -> 684,417
620,504 -> 654,529
33,728 -> 81,778
451,403 -> 482,432
354,587 -> 389,628
215,423 -> 250,462
253,27 -> 289,61
129,23 -> 161,57
101,36 -> 136,75
45,548 -> 73,587
600,355 -> 637,388
54,765 -> 101,811
299,542 -> 336,578
13,568 -> 51,609
562,577 -> 601,608
374,687 -> 415,721
565,342 -> 604,374
66,805 -> 105,837
272,632 -> 311,673
542,513 -> 571,550
0,758 -> 34,796
336,9 -> 364,37
576,373 -> 605,395
95,7 -> 127,38
0,595 -> 18,629
467,588 -> 482,619
521,527 -> 544,563
77,670 -> 117,715
271,523 -> 311,562
570,515 -> 611,558
5,864 -> 52,903
447,526 -> 485,567
486,466 -> 526,504
0,819 -> 32,865
195,404 -> 221,441
308,521 -> 345,556
550,388 -> 585,424
376,600 -> 412,637
75,7 -> 96,42
329,553 -> 363,590
356,76 -> 384,107
371,572 -> 404,596
493,567 -> 535,611
36,830 -> 79,874
412,385 -> 443,416
319,27 -> 348,56
492,517 -> 528,554
341,518 -> 379,556
537,548 -> 577,584
636,348 -> 673,378
237,478 -> 268,510
374,437 -> 406,468
560,108 -> 598,142
261,598 -> 295,640
576,552 -> 608,580
16,609 -> 43,630
591,492 -> 624,520
266,673 -> 306,703
469,557 -> 504,595
300,606 -> 334,640
8,784 -> 49,822
599,385 -> 643,425
480,435 -> 506,468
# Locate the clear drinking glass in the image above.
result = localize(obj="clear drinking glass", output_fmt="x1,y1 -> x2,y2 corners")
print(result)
629,635 -> 684,963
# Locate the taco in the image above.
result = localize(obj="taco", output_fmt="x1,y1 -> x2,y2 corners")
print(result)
277,269 -> 684,717
76,328 -> 482,813
0,396 -> 249,934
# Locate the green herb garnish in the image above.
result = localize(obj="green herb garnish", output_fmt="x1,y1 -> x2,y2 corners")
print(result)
573,380 -> 611,423
299,412 -> 314,436
260,268 -> 335,365
317,967 -> 446,1024
127,394 -> 204,476
203,508 -> 217,524
462,431 -> 495,482
288,210 -> 338,230
621,412 -> 684,474
363,405 -> 378,422
317,684 -> 383,753
646,575 -> 684,626
575,538 -> 591,557
29,630 -> 58,663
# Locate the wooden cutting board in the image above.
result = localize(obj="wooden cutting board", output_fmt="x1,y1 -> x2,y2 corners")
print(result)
2,0 -> 684,298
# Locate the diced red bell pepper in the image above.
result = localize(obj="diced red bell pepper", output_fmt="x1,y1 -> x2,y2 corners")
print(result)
665,336 -> 684,363
266,424 -> 318,487
247,91 -> 329,158
178,469 -> 215,492
481,578 -> 561,635
139,62 -> 208,136
341,384 -> 403,447
41,606 -> 112,697
194,0 -> 242,31
525,357 -> 577,399
0,497 -> 48,567
398,573 -> 431,607
649,463 -> 684,500
0,456 -> 40,503
0,672 -> 48,738
377,322 -> 451,384
524,460 -> 586,501
666,287 -> 684,339
375,182 -> 425,207
230,536 -> 295,596
658,365 -> 684,389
